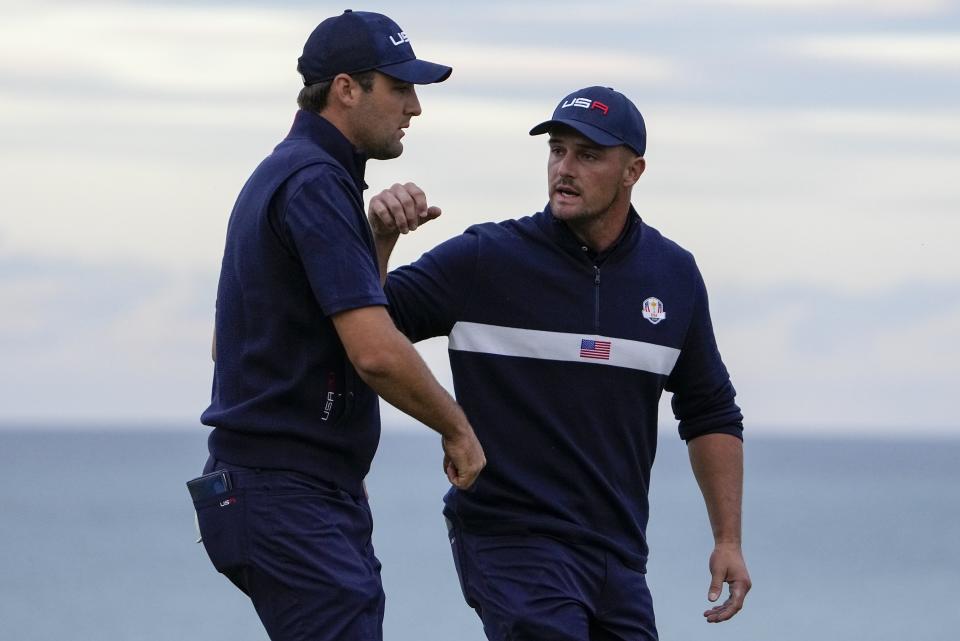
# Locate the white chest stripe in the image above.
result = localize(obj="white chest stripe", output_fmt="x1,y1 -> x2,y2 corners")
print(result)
448,321 -> 681,376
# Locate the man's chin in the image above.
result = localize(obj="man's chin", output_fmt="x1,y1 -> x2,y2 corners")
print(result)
549,199 -> 582,220
368,143 -> 403,161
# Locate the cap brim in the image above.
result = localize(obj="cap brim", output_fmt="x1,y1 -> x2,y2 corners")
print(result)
529,119 -> 623,147
377,58 -> 452,84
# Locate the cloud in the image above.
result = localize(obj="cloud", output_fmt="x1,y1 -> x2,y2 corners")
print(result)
788,110 -> 960,143
0,253 -> 215,424
785,34 -> 960,70
712,282 -> 960,434
0,4 -> 312,95
6,88 -> 959,294
429,44 -> 677,88
696,0 -> 948,13
487,0 -> 950,23
0,4 -> 678,102
648,106 -> 960,147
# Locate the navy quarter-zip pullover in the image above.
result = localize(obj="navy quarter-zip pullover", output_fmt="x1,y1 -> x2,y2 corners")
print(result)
384,206 -> 742,570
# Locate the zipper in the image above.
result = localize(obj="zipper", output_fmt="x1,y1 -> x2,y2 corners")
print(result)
593,265 -> 601,332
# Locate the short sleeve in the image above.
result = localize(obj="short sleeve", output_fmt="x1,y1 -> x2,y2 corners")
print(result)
280,168 -> 387,316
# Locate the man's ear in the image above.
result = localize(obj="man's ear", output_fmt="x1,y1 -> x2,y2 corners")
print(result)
328,73 -> 362,108
623,153 -> 646,187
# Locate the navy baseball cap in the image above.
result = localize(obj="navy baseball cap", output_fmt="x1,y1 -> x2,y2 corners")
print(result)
297,10 -> 452,86
530,86 -> 646,156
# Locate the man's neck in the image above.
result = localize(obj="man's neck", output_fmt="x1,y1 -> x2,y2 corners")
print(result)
566,206 -> 630,254
316,108 -> 359,149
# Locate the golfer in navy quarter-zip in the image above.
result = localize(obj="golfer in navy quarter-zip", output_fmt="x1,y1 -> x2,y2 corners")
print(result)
373,86 -> 751,640
385,204 -> 740,571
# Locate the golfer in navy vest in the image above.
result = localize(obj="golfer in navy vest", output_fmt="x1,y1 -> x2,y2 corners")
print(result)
369,87 -> 752,640
191,10 -> 484,641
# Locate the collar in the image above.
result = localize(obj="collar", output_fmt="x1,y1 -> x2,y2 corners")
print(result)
287,109 -> 369,190
541,204 -> 642,265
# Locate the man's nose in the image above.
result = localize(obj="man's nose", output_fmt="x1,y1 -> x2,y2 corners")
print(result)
407,88 -> 422,117
556,152 -> 576,178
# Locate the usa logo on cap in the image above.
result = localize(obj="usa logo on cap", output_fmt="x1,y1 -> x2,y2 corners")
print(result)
528,86 -> 647,156
561,96 -> 610,116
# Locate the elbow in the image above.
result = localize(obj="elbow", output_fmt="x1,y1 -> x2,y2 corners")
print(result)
349,347 -> 403,384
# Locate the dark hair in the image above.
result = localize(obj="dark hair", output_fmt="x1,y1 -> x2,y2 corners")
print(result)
297,70 -> 376,112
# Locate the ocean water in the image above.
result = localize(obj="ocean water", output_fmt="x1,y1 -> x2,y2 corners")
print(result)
0,428 -> 957,641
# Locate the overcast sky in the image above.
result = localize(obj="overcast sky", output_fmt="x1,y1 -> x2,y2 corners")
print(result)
1,0 -> 958,436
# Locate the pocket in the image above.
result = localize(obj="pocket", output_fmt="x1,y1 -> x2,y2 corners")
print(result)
194,488 -> 248,576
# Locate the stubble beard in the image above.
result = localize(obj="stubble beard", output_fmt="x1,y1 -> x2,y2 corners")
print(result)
351,99 -> 404,160
356,128 -> 403,160
551,184 -> 621,225
368,145 -> 402,160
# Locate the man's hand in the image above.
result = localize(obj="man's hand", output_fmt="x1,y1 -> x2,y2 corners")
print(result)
368,182 -> 441,236
703,542 -> 751,623
441,428 -> 486,490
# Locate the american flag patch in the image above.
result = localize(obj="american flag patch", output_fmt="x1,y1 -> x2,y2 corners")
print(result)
579,338 -> 611,360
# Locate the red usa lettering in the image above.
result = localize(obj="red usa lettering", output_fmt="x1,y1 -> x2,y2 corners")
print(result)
389,31 -> 409,46
561,98 -> 609,115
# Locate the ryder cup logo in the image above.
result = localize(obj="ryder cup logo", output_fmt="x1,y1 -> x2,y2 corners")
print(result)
642,297 -> 666,324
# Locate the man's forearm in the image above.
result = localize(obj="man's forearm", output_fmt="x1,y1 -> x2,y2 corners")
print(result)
332,304 -> 484,488
687,433 -> 743,543
374,232 -> 399,285
355,328 -> 470,438
688,432 -> 751,621
332,305 -> 467,439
